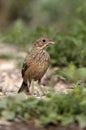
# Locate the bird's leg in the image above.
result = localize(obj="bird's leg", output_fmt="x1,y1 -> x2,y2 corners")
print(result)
38,80 -> 45,95
38,79 -> 41,85
30,79 -> 35,95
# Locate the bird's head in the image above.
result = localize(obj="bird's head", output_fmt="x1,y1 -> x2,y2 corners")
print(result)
33,37 -> 55,50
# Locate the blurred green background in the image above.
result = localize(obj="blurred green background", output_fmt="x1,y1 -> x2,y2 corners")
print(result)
0,1 -> 86,127
0,0 -> 86,30
0,0 -> 86,82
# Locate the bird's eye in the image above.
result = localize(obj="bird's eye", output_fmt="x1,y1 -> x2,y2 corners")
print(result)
42,39 -> 46,42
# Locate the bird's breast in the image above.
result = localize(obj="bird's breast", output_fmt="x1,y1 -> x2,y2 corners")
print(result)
33,50 -> 50,72
25,50 -> 50,81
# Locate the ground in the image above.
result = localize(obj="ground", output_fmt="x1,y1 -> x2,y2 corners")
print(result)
0,43 -> 82,130
0,120 -> 85,130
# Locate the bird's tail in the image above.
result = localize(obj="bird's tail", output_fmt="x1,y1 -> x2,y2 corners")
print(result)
18,81 -> 28,93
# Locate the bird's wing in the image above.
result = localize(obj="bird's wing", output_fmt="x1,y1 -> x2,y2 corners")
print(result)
21,61 -> 30,78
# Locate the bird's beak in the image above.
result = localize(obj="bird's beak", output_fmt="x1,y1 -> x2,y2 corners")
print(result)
48,41 -> 55,45
41,40 -> 55,50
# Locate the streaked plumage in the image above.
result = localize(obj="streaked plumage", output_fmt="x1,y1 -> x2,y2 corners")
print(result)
18,37 -> 55,93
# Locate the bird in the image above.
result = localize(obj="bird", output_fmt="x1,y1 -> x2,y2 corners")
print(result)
18,37 -> 55,94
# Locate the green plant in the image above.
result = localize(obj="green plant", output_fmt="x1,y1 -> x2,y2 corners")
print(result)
1,20 -> 30,46
0,87 -> 86,128
0,20 -> 86,67
54,64 -> 86,83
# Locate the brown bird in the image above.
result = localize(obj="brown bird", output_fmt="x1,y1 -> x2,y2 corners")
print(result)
18,37 -> 55,93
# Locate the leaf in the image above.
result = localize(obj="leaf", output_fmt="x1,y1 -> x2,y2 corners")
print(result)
13,93 -> 27,104
2,111 -> 15,120
76,115 -> 86,128
40,113 -> 57,125
56,69 -> 74,82
61,115 -> 74,126
0,98 -> 8,109
75,68 -> 86,80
